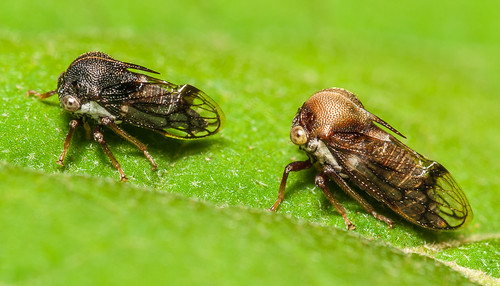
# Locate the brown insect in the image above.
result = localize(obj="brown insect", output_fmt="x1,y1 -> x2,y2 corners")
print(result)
27,51 -> 224,181
270,88 -> 472,230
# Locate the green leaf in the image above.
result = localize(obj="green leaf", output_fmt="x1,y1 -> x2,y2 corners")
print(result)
0,163 -> 479,285
1,0 -> 499,285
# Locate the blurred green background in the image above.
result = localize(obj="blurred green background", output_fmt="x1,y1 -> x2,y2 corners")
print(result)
1,0 -> 499,285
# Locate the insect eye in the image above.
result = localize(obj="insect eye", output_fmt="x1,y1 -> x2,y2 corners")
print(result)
290,126 -> 308,145
61,95 -> 81,112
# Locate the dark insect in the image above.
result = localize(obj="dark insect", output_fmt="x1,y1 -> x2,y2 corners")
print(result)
27,51 -> 224,181
270,88 -> 472,231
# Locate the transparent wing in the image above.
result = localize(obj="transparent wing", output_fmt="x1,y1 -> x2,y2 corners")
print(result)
98,78 -> 224,139
327,131 -> 472,230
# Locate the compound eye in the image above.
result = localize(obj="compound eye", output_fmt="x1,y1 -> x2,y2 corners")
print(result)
61,95 -> 81,112
290,125 -> 308,145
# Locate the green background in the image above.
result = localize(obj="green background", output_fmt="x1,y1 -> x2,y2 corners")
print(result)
1,0 -> 499,285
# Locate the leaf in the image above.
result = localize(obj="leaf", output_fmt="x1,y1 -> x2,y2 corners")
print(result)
0,163 -> 478,285
1,0 -> 500,285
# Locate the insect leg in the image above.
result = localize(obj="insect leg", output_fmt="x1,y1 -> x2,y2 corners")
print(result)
25,90 -> 57,99
83,121 -> 92,141
269,160 -> 312,211
324,165 -> 394,228
101,117 -> 158,171
315,170 -> 355,230
57,119 -> 80,166
93,124 -> 128,182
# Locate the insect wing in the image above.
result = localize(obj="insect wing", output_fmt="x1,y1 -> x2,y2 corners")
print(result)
98,79 -> 224,139
165,83 -> 225,138
327,132 -> 472,230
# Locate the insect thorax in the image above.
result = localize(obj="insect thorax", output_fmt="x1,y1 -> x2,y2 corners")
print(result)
302,137 -> 346,176
75,101 -> 118,122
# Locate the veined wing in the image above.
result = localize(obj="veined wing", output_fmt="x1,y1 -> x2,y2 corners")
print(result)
327,130 -> 472,230
98,78 -> 224,139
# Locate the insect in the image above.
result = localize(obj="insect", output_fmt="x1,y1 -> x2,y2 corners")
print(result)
27,51 -> 224,181
270,88 -> 472,231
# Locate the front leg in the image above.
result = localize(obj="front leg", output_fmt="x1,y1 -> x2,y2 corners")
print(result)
57,119 -> 80,166
26,89 -> 57,99
93,124 -> 128,182
269,160 -> 313,211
